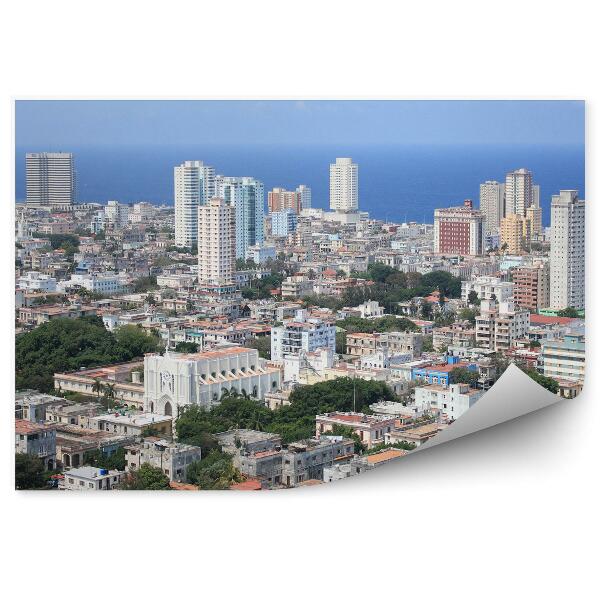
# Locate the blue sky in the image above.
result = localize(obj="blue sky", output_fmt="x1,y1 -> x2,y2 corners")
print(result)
15,100 -> 584,147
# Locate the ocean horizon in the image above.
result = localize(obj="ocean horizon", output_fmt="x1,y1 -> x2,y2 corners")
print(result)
15,143 -> 585,226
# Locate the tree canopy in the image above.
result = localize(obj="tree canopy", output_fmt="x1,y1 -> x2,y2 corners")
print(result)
119,463 -> 171,490
449,367 -> 479,386
176,378 -> 396,446
186,450 -> 243,490
15,316 -> 161,392
522,368 -> 560,394
336,315 -> 419,334
15,453 -> 47,490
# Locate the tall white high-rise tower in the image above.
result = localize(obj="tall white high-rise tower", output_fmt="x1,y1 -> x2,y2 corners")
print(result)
26,152 -> 75,208
329,158 -> 358,212
505,168 -> 534,216
550,190 -> 585,310
479,180 -> 505,234
174,160 -> 215,248
197,198 -> 236,285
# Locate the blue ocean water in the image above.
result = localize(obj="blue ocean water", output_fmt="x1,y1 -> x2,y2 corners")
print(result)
15,144 -> 585,226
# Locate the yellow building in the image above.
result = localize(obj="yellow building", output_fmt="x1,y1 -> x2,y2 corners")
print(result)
500,214 -> 531,254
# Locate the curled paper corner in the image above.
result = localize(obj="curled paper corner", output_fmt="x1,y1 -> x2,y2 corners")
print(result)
412,363 -> 564,455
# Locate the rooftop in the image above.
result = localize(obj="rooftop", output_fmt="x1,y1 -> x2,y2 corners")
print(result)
15,419 -> 55,435
366,448 -> 407,465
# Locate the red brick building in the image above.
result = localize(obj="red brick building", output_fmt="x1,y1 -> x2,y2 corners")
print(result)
433,199 -> 484,255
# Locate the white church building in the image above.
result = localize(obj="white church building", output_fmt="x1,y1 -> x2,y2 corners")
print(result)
144,346 -> 281,416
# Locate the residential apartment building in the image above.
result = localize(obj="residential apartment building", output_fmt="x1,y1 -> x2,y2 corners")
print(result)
540,334 -> 585,383
461,276 -> 514,303
144,346 -> 281,414
550,190 -> 585,311
271,209 -> 298,237
505,168 -> 534,216
433,200 -> 484,255
414,383 -> 483,421
59,272 -> 128,295
174,160 -> 216,248
296,184 -> 312,210
104,201 -> 130,228
500,213 -> 531,254
26,152 -> 75,208
330,157 -> 358,212
479,180 -> 505,234
215,176 -> 264,258
268,187 -> 301,214
271,310 -> 336,362
16,271 -> 57,292
281,437 -> 354,487
281,275 -> 314,299
475,298 -> 530,351
125,439 -> 202,482
345,331 -> 423,358
197,197 -> 236,285
512,261 -> 550,311
245,244 -> 276,265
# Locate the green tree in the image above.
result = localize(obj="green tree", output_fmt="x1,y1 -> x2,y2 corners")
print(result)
174,341 -> 199,353
15,316 -> 161,393
15,453 -> 46,489
85,447 -> 127,471
186,450 -> 243,490
467,290 -> 480,306
449,367 -> 479,386
132,275 -> 158,293
336,330 -> 347,354
119,463 -> 171,490
113,324 -> 162,360
522,368 -> 559,394
245,335 -> 271,359
458,307 -> 479,325
557,307 -> 581,318
92,377 -> 103,400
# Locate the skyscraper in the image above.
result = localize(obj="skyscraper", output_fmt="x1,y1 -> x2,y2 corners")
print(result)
505,168 -> 534,216
197,198 -> 236,285
550,190 -> 585,310
296,184 -> 312,210
329,158 -> 358,212
26,152 -> 75,208
479,180 -> 505,234
215,176 -> 264,259
174,160 -> 216,248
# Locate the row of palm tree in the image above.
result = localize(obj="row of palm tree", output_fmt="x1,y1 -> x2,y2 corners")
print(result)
92,378 -> 118,408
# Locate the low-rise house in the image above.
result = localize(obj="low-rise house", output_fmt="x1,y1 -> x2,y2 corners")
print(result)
85,412 -> 173,438
385,422 -> 445,447
62,466 -> 123,491
15,390 -> 66,422
315,412 -> 396,449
